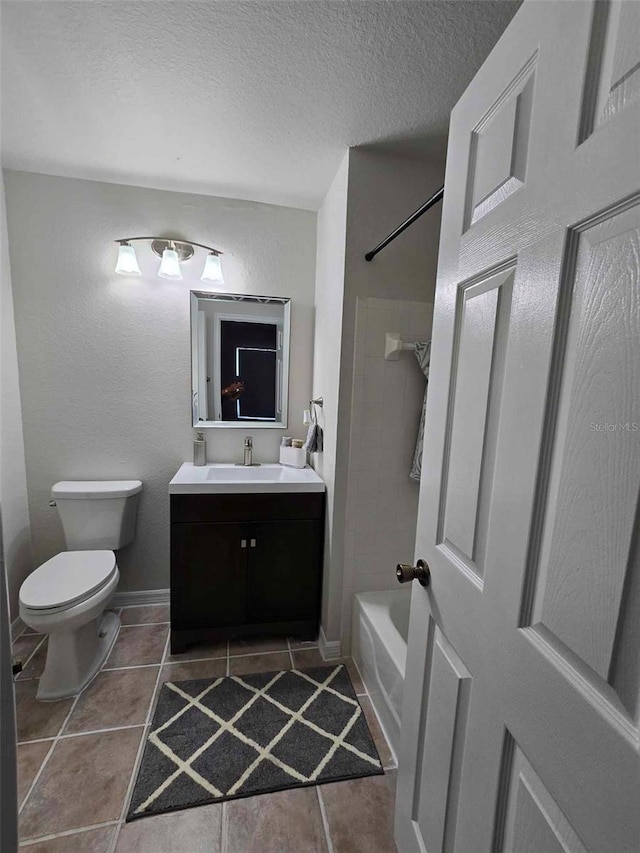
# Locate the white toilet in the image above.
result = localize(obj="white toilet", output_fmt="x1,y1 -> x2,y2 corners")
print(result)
19,480 -> 142,701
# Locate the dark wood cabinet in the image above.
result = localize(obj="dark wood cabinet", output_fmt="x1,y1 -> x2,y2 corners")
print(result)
171,522 -> 247,629
170,492 -> 325,654
246,520 -> 323,624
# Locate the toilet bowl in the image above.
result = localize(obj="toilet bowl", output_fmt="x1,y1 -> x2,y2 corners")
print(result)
20,551 -> 120,699
19,480 -> 142,701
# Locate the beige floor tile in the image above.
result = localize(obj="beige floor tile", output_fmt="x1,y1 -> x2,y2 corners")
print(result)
229,637 -> 288,656
64,667 -> 159,733
160,657 -> 227,685
228,651 -> 292,676
20,825 -> 115,852
343,658 -> 365,694
16,638 -> 49,681
226,787 -> 327,853
12,633 -> 44,667
17,740 -> 52,807
20,728 -> 142,840
288,637 -> 319,649
106,624 -> 168,668
15,682 -> 74,742
115,803 -> 222,852
359,695 -> 394,769
320,772 -> 397,853
120,605 -> 170,626
292,652 -> 365,694
166,639 -> 227,664
291,648 -> 325,668
385,768 -> 397,794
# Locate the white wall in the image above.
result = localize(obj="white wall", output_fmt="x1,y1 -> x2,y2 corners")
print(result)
0,174 -> 32,620
311,154 -> 349,638
4,170 -> 316,592
342,297 -> 432,641
317,147 -> 444,648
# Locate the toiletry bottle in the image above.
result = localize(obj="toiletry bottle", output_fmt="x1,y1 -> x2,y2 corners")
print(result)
193,431 -> 206,466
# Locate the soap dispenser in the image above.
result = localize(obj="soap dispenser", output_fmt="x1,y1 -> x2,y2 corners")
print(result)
193,431 -> 206,466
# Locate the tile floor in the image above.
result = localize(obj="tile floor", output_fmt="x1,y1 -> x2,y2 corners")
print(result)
13,606 -> 398,852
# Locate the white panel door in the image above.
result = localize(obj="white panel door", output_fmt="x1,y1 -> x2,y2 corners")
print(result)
396,2 -> 640,852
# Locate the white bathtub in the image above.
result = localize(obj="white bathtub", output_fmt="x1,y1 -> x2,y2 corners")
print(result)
352,588 -> 411,763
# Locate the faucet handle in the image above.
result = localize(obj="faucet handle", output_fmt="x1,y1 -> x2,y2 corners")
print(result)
244,435 -> 253,447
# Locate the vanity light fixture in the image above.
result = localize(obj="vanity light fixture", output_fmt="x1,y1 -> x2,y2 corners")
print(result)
114,237 -> 224,283
200,251 -> 224,284
158,244 -> 183,280
115,242 -> 142,276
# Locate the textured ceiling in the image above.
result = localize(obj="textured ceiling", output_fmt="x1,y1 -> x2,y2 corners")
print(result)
1,0 -> 520,209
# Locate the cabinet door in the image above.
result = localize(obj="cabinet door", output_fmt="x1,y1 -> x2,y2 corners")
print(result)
246,521 -> 322,623
171,522 -> 247,628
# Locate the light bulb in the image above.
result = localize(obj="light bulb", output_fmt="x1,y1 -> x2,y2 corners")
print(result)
115,243 -> 141,276
201,252 -> 224,284
158,247 -> 182,280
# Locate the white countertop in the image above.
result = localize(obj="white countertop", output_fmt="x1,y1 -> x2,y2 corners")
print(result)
169,463 -> 325,494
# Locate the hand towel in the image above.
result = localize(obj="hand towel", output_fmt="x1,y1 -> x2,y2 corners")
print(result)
303,422 -> 323,453
409,341 -> 431,483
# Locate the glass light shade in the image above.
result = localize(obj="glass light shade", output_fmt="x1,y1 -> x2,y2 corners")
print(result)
201,252 -> 224,284
115,243 -> 141,276
158,247 -> 182,280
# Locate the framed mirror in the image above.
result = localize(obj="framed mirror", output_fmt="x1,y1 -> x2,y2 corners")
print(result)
191,291 -> 291,428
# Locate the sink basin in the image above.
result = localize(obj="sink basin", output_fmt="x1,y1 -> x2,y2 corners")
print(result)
169,463 -> 325,494
207,467 -> 292,482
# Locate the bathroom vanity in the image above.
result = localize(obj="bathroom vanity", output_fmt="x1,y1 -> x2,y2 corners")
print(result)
169,463 -> 325,654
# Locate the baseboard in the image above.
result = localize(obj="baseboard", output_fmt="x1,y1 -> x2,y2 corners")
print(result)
319,625 -> 342,660
112,588 -> 170,608
11,616 -> 26,642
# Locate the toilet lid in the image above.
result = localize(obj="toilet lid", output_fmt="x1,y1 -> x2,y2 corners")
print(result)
20,551 -> 117,610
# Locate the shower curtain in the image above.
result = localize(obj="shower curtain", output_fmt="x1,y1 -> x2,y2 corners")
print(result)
409,341 -> 431,483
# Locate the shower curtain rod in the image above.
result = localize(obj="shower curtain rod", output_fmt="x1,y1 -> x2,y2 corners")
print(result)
364,185 -> 444,262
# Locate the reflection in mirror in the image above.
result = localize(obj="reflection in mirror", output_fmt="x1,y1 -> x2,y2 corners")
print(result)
191,291 -> 291,428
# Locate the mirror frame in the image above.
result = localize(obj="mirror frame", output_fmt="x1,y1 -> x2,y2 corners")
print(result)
190,290 -> 291,429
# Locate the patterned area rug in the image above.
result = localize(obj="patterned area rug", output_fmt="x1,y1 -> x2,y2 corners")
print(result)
127,664 -> 383,820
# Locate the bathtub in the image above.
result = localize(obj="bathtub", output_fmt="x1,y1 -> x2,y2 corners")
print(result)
352,588 -> 411,763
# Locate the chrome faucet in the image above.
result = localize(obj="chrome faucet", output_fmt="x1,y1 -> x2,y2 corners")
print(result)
237,435 -> 260,467
243,436 -> 253,466
236,435 -> 260,468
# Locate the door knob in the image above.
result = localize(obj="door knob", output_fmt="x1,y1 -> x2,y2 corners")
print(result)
396,559 -> 430,587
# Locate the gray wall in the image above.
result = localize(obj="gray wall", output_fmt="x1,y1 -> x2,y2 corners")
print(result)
314,147 -> 445,647
311,154 -> 349,639
5,171 -> 316,593
342,295 -> 433,649
1,174 -> 32,620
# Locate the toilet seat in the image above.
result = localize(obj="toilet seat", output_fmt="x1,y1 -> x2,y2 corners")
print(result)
20,550 -> 117,612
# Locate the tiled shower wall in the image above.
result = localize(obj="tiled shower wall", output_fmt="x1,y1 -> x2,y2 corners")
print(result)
342,297 -> 433,638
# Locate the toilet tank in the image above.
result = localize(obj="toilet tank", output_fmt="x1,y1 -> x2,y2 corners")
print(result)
51,480 -> 143,551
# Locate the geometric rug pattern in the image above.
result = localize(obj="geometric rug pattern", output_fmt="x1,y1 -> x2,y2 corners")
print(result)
127,664 -> 383,820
